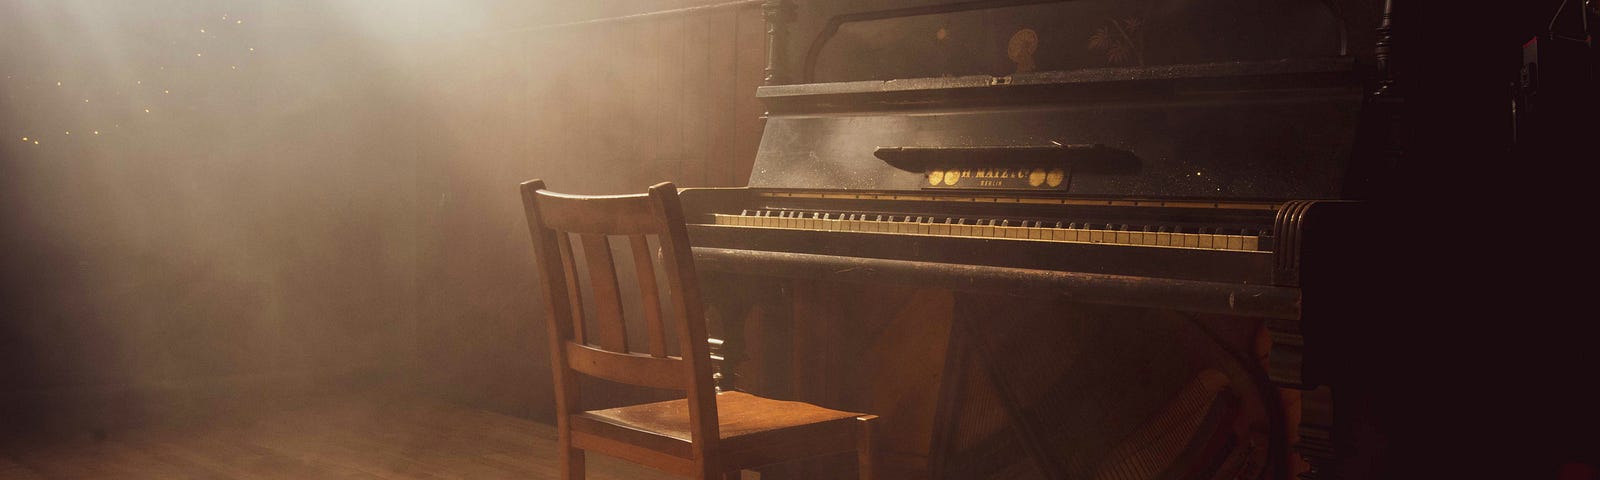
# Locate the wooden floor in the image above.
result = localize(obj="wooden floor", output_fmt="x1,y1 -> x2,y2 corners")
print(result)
0,395 -> 682,479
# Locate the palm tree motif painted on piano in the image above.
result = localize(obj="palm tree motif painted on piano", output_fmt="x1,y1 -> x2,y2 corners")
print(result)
1088,16 -> 1147,66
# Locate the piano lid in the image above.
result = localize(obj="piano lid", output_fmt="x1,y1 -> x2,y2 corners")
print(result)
748,0 -> 1376,201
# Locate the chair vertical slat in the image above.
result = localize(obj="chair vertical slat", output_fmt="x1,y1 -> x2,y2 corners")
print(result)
579,233 -> 629,353
647,183 -> 720,453
556,233 -> 587,345
522,180 -> 877,479
629,235 -> 669,358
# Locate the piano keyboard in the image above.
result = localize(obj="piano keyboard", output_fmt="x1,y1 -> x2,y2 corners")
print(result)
710,211 -> 1267,252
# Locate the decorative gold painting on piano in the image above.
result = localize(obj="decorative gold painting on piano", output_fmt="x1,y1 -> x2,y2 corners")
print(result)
682,0 -> 1391,478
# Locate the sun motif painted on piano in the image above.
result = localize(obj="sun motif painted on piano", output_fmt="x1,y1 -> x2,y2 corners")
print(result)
1046,168 -> 1066,187
1028,168 -> 1047,187
929,170 -> 944,186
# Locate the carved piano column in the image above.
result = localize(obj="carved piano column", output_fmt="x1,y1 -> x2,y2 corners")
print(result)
762,0 -> 793,85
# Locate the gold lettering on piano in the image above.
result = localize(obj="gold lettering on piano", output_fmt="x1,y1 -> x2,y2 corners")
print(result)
924,165 -> 1068,190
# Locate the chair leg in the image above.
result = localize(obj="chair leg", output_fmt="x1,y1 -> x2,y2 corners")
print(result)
562,446 -> 586,479
857,415 -> 878,480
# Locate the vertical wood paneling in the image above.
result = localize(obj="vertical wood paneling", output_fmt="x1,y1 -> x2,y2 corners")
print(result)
681,9 -> 712,186
705,9 -> 741,187
732,6 -> 767,185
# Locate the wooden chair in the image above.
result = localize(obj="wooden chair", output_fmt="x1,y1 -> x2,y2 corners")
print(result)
519,179 -> 877,480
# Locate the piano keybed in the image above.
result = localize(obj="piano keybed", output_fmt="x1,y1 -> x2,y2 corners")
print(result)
711,210 -> 1270,252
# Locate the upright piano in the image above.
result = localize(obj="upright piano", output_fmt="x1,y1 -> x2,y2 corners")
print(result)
680,0 -> 1397,478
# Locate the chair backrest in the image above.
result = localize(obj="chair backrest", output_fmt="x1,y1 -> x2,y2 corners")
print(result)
519,179 -> 719,450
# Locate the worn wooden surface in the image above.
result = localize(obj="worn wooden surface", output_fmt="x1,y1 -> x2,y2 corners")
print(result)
523,183 -> 876,479
0,395 -> 681,480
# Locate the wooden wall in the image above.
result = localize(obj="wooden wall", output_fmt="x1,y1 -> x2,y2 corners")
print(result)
409,0 -> 768,419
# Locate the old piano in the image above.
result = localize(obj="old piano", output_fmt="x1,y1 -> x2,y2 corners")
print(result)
680,0 -> 1397,478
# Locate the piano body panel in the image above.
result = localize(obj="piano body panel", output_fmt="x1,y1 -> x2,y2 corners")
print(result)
693,270 -> 1292,479
672,0 -> 1388,476
680,183 -> 1362,478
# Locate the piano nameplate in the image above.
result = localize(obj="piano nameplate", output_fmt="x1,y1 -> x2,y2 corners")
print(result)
924,167 -> 1070,191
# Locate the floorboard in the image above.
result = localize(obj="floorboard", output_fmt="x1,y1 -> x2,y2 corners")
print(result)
0,395 -> 679,480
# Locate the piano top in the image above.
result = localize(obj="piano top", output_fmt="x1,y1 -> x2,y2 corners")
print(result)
747,57 -> 1368,201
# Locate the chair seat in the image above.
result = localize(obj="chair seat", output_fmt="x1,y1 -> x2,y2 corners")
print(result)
581,391 -> 864,442
571,391 -> 866,468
